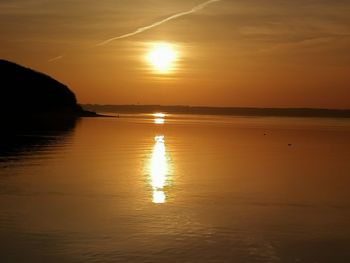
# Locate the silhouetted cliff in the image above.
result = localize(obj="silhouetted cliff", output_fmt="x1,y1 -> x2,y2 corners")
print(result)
0,59 -> 100,128
0,59 -> 81,114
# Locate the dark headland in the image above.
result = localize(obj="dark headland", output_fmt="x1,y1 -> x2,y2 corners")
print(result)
83,105 -> 350,118
0,59 -> 104,131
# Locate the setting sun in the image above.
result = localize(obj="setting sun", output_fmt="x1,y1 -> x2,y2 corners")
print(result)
146,43 -> 177,73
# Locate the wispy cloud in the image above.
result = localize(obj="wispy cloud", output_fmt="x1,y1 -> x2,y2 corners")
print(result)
95,0 -> 222,46
48,55 -> 64,62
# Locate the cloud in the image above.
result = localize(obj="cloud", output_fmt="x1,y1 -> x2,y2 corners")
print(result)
48,55 -> 64,62
95,0 -> 222,46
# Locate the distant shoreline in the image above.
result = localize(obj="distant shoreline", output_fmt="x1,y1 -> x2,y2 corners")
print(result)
82,104 -> 350,118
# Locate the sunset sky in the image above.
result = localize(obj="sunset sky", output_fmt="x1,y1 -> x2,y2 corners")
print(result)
1,0 -> 349,108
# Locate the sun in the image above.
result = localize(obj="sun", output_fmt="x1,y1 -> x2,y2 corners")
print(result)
146,43 -> 177,73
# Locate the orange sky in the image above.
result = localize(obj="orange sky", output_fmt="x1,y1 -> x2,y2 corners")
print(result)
1,0 -> 349,108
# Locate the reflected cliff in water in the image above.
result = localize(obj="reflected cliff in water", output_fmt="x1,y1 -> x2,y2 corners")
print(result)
0,117 -> 78,163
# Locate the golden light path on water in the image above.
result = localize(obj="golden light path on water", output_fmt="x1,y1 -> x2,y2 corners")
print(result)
148,113 -> 169,203
150,135 -> 168,204
154,118 -> 165,124
153,112 -> 166,125
153,113 -> 166,118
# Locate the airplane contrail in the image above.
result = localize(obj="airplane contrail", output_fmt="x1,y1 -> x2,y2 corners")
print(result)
48,0 -> 222,62
48,55 -> 64,62
95,0 -> 222,46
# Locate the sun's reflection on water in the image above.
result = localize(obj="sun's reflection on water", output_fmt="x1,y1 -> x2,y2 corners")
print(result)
153,190 -> 166,204
153,113 -> 166,118
154,118 -> 165,124
153,113 -> 165,124
149,135 -> 169,204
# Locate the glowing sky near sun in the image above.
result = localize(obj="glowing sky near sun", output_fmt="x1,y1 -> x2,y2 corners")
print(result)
0,0 -> 349,108
146,43 -> 178,74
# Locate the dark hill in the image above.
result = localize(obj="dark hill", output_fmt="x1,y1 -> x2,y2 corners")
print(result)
0,59 -> 100,131
1,59 -> 77,114
0,59 -> 98,119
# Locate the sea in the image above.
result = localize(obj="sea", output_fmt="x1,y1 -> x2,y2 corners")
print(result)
1,113 -> 350,263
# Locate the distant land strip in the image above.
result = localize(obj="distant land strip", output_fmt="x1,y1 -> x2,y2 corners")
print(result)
82,105 -> 350,118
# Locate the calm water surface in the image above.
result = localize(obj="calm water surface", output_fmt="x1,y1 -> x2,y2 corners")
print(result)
1,114 -> 350,263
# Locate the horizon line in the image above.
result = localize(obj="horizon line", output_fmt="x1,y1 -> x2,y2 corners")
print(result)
81,104 -> 350,111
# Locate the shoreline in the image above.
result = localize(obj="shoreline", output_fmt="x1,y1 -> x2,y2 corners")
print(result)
83,104 -> 350,119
